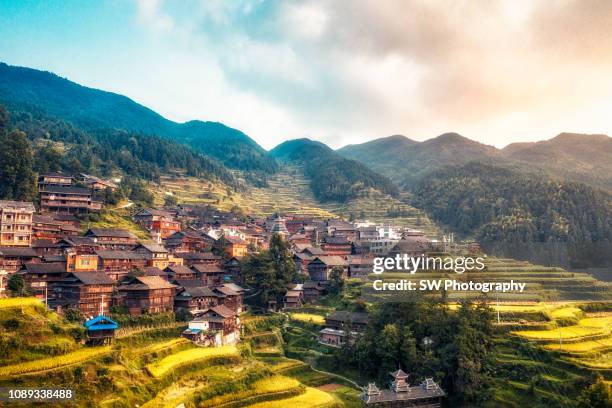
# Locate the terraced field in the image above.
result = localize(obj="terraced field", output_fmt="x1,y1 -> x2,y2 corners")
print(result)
150,165 -> 440,235
0,298 -> 355,407
365,257 -> 612,302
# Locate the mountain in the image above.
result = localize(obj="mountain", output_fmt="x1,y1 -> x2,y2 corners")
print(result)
338,131 -> 612,191
270,138 -> 399,202
0,62 -> 276,173
337,132 -> 501,187
502,133 -> 612,190
412,162 -> 612,268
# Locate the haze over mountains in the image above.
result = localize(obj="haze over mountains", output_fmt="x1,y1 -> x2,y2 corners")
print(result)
338,131 -> 612,191
0,61 -> 610,267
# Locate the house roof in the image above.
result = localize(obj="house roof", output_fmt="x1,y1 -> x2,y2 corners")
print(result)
303,246 -> 326,256
0,200 -> 35,211
164,265 -> 194,275
324,236 -> 351,245
311,256 -> 347,266
33,214 -> 61,224
95,250 -> 146,260
222,283 -> 245,293
180,286 -> 218,298
176,252 -> 220,260
135,208 -> 173,217
143,267 -> 167,277
84,315 -> 119,330
42,186 -> 92,195
68,272 -> 114,285
192,264 -> 226,274
137,243 -> 168,253
0,247 -> 38,257
224,235 -> 247,245
285,290 -> 302,297
119,276 -> 176,290
209,304 -> 236,318
86,228 -> 137,239
326,310 -> 369,324
31,239 -> 59,248
214,286 -> 238,296
24,262 -> 66,274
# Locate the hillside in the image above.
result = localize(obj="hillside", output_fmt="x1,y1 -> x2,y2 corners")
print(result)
3,104 -> 235,185
411,162 -> 612,268
0,62 -> 276,173
502,133 -> 612,190
338,131 -> 612,191
270,138 -> 399,202
337,132 -> 501,187
0,298 -> 356,407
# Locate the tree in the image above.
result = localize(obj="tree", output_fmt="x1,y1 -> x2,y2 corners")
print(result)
577,375 -> 611,408
7,274 -> 28,296
65,308 -> 84,323
164,194 -> 178,207
241,234 -> 297,307
0,129 -> 36,201
327,266 -> 345,295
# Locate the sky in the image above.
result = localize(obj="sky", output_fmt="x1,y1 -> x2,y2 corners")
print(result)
1,0 -> 612,150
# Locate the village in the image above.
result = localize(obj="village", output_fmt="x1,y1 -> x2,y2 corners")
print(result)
0,171 -> 451,407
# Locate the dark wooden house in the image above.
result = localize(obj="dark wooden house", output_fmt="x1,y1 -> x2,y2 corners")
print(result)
118,276 -> 176,315
51,272 -> 114,317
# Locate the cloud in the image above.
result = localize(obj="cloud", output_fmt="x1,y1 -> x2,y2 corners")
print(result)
131,0 -> 612,148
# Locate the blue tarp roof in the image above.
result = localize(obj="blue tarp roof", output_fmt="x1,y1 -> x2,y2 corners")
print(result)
84,314 -> 119,330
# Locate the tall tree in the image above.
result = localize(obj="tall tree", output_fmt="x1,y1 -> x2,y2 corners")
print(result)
0,128 -> 36,201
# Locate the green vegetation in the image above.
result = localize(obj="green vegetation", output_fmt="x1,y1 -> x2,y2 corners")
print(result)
270,138 -> 398,202
0,105 -> 36,200
145,345 -> 241,378
412,162 -> 612,268
242,234 -> 299,306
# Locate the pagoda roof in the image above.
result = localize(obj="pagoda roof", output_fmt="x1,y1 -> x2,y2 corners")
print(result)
389,368 -> 409,379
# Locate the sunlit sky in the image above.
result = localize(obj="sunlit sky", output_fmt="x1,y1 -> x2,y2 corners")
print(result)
1,0 -> 612,149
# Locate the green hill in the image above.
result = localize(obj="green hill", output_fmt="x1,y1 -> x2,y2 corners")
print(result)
270,138 -> 399,202
0,62 -> 276,173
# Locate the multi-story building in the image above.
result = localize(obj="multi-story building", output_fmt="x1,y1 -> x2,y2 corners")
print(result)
0,200 -> 35,247
39,186 -> 103,214
51,272 -> 114,317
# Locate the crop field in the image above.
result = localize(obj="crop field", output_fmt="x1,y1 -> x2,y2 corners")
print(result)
145,345 -> 241,378
512,316 -> 612,342
200,375 -> 303,407
150,166 -> 439,235
84,209 -> 151,241
0,346 -> 112,377
289,313 -> 325,325
246,386 -> 339,408
0,297 -> 43,309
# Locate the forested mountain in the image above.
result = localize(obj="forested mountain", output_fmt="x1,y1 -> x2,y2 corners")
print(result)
337,133 -> 501,187
0,62 -> 276,172
270,138 -> 399,202
412,162 -> 612,267
502,133 -> 612,190
2,103 -> 236,185
338,131 -> 612,191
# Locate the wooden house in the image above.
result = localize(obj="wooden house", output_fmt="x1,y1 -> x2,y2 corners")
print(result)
118,276 -> 176,315
95,250 -> 147,281
39,186 -> 103,214
85,228 -> 138,250
283,289 -> 303,309
186,305 -> 240,345
165,264 -> 198,280
135,243 -> 182,269
165,230 -> 211,253
321,236 -> 352,258
133,208 -> 181,239
21,262 -> 67,298
303,281 -> 324,302
222,235 -> 248,258
0,200 -> 34,247
191,264 -> 226,287
307,256 -> 348,282
83,315 -> 119,345
361,370 -> 445,407
176,251 -> 221,267
51,272 -> 114,317
174,285 -> 221,312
